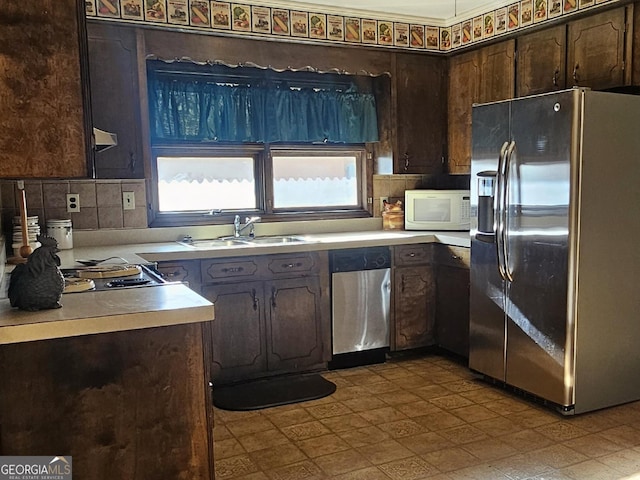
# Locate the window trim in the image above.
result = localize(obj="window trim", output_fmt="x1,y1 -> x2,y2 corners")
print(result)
268,145 -> 367,213
147,143 -> 372,228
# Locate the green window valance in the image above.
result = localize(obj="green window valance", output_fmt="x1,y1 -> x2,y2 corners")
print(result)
148,68 -> 379,144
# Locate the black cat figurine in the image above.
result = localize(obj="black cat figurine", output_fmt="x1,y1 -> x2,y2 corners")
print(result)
9,235 -> 65,311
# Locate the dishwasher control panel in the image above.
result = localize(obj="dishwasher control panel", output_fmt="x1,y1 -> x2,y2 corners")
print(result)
329,246 -> 391,272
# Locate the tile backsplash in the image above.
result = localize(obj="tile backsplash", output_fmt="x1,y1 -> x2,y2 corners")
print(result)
1,174 -> 469,236
372,173 -> 470,216
0,179 -> 147,236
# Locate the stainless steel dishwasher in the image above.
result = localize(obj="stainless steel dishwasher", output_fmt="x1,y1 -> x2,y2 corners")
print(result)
329,246 -> 391,369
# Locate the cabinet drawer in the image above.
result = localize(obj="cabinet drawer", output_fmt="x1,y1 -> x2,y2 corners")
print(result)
435,245 -> 470,269
156,261 -> 201,290
265,253 -> 319,276
201,257 -> 261,282
394,244 -> 433,266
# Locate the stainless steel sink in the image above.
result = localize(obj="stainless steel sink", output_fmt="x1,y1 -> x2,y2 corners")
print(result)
177,235 -> 309,248
244,235 -> 308,244
178,238 -> 247,248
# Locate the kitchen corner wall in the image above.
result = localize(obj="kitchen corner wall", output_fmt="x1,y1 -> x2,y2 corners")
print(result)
0,179 -> 147,236
372,173 -> 470,216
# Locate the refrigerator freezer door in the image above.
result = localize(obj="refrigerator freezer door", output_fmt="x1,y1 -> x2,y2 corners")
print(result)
469,101 -> 510,381
503,90 -> 577,407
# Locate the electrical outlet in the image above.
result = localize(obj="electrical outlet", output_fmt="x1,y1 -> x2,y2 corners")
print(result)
66,193 -> 80,213
379,196 -> 389,211
122,191 -> 135,210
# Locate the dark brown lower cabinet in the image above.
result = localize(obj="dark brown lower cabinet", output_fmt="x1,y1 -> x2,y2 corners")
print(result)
267,277 -> 324,372
203,280 -> 267,382
434,245 -> 470,358
392,244 -> 436,351
200,252 -> 330,384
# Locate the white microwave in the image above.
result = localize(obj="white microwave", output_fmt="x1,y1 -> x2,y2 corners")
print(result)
404,189 -> 471,231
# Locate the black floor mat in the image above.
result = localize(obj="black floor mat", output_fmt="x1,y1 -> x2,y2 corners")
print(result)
213,374 -> 336,411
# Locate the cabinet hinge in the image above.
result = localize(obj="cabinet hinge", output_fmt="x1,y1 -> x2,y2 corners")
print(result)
366,152 -> 373,160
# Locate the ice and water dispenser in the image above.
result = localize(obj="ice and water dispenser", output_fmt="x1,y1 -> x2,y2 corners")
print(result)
476,170 -> 496,242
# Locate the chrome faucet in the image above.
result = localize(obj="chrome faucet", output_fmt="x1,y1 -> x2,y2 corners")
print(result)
233,215 -> 261,237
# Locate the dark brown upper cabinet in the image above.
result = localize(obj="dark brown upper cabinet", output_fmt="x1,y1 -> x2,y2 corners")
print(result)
88,22 -> 145,179
517,25 -> 567,97
393,53 -> 447,174
567,6 -> 630,90
448,40 -> 514,174
479,39 -> 516,104
448,50 -> 480,175
517,6 -> 632,97
0,0 -> 91,178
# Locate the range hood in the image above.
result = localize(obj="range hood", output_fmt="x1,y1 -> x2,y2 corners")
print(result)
92,127 -> 118,152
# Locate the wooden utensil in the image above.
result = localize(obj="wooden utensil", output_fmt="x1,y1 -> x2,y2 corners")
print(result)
18,182 -> 33,258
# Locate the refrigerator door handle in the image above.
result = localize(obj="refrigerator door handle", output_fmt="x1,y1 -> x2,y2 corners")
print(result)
495,141 -> 509,280
502,141 -> 516,282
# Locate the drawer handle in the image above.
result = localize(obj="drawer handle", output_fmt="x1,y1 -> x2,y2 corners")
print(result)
164,271 -> 180,278
281,262 -> 302,269
408,253 -> 416,257
222,266 -> 244,273
451,255 -> 459,260
271,286 -> 277,308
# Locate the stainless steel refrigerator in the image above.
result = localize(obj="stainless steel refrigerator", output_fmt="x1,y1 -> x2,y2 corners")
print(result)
469,88 -> 640,414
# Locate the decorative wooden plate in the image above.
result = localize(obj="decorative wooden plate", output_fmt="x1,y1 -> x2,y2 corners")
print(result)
63,278 -> 96,293
76,265 -> 142,279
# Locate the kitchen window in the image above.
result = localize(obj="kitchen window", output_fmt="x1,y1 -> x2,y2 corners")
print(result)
146,61 -> 377,227
150,145 -> 367,226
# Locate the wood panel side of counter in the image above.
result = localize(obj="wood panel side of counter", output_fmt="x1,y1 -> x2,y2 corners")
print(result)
0,323 -> 213,480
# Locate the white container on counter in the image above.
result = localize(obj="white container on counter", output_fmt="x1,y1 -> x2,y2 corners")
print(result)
46,219 -> 73,250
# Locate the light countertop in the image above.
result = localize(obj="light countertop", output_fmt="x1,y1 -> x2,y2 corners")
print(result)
0,283 -> 214,345
56,230 -> 470,268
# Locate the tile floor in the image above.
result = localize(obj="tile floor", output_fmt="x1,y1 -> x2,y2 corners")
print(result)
213,354 -> 640,479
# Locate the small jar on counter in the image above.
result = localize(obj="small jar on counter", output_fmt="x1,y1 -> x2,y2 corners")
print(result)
46,219 -> 73,250
382,200 -> 404,230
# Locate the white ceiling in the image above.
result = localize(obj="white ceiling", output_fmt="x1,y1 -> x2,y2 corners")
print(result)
271,0 -> 512,25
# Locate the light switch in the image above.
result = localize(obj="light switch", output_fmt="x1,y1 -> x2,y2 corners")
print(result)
123,191 -> 135,210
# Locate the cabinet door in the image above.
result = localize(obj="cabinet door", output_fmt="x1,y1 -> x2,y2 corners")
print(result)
436,265 -> 470,358
88,22 -> 144,178
479,39 -> 516,103
447,40 -> 514,175
202,281 -> 267,383
448,50 -> 480,175
266,277 -> 324,372
0,0 -> 90,178
393,265 -> 436,350
567,7 -> 628,90
394,54 -> 447,174
517,25 -> 567,96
